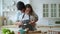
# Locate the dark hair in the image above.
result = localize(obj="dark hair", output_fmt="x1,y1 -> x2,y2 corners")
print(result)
25,4 -> 33,15
17,1 -> 25,10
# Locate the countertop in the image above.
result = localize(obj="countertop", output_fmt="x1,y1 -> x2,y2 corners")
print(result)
1,25 -> 60,34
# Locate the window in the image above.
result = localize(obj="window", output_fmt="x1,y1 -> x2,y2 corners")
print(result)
43,4 -> 49,17
51,4 -> 57,17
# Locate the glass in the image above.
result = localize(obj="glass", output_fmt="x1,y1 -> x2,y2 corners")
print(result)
59,4 -> 60,8
43,4 -> 45,8
59,9 -> 60,13
51,9 -> 53,13
54,9 -> 56,12
46,9 -> 48,12
51,13 -> 53,17
43,13 -> 45,17
43,9 -> 45,12
46,4 -> 48,8
46,13 -> 48,17
54,13 -> 56,17
51,4 -> 53,8
59,13 -> 60,17
54,4 -> 56,8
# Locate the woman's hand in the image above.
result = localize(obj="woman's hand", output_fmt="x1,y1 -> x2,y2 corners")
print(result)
29,20 -> 36,27
29,20 -> 35,24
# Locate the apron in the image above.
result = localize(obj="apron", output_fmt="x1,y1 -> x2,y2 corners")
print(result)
19,14 -> 36,30
19,13 -> 30,29
22,13 -> 30,24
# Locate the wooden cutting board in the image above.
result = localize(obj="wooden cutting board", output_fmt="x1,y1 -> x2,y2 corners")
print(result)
26,31 -> 42,34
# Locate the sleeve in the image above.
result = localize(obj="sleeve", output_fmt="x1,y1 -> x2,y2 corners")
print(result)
32,12 -> 38,21
35,14 -> 38,21
16,12 -> 20,22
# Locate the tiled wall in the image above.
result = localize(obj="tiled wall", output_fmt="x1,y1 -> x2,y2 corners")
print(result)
1,0 -> 60,25
30,0 -> 60,26
0,0 -> 2,16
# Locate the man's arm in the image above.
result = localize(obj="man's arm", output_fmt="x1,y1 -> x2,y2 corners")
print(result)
15,12 -> 23,26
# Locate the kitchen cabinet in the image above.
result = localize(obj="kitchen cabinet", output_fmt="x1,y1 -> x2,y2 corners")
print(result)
43,4 -> 49,17
59,4 -> 60,17
43,4 -> 60,18
2,25 -> 60,34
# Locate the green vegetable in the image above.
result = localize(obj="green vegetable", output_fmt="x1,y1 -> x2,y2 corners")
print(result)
7,31 -> 15,34
2,28 -> 10,34
11,31 -> 15,34
2,28 -> 15,34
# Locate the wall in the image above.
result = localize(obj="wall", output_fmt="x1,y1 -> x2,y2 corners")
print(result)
0,0 -> 2,16
30,0 -> 60,26
1,0 -> 60,25
2,0 -> 30,24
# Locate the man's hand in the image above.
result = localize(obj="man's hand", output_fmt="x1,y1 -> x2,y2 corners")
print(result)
15,22 -> 23,26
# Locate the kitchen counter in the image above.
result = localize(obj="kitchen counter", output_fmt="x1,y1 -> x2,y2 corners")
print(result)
2,25 -> 18,28
2,25 -> 60,28
37,25 -> 60,28
1,25 -> 60,34
1,25 -> 42,34
26,31 -> 42,34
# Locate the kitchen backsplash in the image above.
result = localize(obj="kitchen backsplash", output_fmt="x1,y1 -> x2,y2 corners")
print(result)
36,18 -> 60,26
1,0 -> 60,26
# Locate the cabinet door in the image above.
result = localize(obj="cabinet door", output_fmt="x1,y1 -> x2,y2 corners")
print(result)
43,4 -> 49,17
59,4 -> 60,17
50,4 -> 57,17
43,4 -> 58,18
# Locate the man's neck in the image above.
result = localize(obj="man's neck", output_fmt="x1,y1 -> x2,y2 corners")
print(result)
19,10 -> 24,13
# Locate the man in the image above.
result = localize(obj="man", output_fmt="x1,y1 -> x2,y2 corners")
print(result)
15,1 -> 25,26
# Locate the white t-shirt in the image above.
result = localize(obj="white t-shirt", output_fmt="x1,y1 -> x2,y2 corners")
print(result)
16,10 -> 30,21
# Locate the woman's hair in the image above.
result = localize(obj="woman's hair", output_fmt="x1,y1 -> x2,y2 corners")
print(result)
17,1 -> 25,10
25,4 -> 38,22
25,4 -> 33,15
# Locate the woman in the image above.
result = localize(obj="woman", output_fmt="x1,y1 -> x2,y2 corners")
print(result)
25,4 -> 38,31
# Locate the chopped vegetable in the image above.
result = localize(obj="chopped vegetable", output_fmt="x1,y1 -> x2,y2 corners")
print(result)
2,28 -> 15,34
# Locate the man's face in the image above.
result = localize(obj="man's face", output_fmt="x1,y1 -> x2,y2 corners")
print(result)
22,8 -> 25,13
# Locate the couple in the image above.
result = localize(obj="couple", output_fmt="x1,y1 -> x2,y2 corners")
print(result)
15,1 -> 38,31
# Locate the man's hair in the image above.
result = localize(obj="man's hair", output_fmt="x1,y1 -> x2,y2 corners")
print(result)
17,1 -> 25,10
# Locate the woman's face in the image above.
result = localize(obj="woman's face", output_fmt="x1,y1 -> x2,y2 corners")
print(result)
25,8 -> 31,14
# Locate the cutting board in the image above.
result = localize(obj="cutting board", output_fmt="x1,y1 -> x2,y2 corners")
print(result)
26,31 -> 42,34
